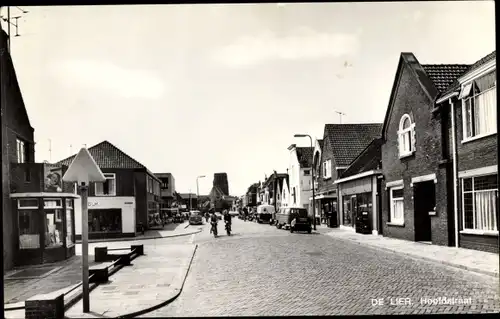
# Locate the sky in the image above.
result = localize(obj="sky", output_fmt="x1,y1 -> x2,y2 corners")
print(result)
1,2 -> 495,196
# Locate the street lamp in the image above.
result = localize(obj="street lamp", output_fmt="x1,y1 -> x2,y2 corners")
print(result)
294,133 -> 316,230
196,175 -> 206,209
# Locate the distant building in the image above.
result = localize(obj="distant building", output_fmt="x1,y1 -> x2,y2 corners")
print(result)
57,140 -> 162,239
213,173 -> 229,196
155,173 -> 176,215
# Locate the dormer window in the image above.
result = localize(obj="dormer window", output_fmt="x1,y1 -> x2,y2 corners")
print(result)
460,70 -> 497,141
398,114 -> 416,157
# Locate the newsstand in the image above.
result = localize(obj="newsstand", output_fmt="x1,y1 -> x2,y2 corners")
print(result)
355,211 -> 371,234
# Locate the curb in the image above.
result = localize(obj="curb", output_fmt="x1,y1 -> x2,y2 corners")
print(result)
116,244 -> 199,318
325,233 -> 499,278
75,228 -> 201,244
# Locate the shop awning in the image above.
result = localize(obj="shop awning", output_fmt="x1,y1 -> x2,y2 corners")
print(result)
334,170 -> 382,184
309,194 -> 337,200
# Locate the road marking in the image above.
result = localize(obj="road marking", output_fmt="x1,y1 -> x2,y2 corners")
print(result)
189,234 -> 195,244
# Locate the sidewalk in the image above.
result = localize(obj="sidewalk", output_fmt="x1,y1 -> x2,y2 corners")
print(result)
325,228 -> 499,277
65,243 -> 198,318
4,255 -> 104,307
76,221 -> 202,244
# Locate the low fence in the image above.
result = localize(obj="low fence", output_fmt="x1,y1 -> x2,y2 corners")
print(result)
24,244 -> 144,319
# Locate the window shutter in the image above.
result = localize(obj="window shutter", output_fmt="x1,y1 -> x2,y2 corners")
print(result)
411,126 -> 416,152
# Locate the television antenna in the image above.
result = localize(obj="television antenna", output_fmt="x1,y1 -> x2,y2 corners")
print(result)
334,110 -> 346,124
0,6 -> 28,53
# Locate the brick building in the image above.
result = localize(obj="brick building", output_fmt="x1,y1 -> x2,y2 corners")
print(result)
435,51 -> 497,253
2,30 -> 78,269
316,124 -> 382,229
380,52 -> 469,247
57,140 -> 162,239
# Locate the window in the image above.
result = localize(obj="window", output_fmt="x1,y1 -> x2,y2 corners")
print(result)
18,198 -> 39,209
292,187 -> 297,204
398,114 -> 415,157
323,159 -> 332,179
66,199 -> 74,247
18,207 -> 40,249
389,187 -> 404,225
304,170 -> 311,176
462,71 -> 497,140
16,139 -> 26,163
147,176 -> 153,193
95,173 -> 116,196
89,209 -> 122,233
462,174 -> 498,231
45,209 -> 63,248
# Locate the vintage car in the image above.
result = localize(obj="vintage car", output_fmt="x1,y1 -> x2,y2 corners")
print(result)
275,207 -> 312,233
189,210 -> 203,225
256,205 -> 275,224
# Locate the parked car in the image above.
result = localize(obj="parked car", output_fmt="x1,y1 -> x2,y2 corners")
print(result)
256,205 -> 274,224
189,210 -> 203,225
276,207 -> 312,233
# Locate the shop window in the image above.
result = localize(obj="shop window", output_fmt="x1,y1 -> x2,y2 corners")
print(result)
89,209 -> 122,233
18,209 -> 40,249
44,199 -> 63,209
66,199 -> 74,246
462,174 -> 498,231
18,199 -> 39,209
45,210 -> 63,248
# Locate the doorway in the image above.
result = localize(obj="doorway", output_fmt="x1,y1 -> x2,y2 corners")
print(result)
413,181 -> 435,243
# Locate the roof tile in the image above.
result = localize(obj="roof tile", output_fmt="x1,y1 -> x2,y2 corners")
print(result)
295,147 -> 314,168
324,123 -> 383,166
56,140 -> 146,169
421,64 -> 470,93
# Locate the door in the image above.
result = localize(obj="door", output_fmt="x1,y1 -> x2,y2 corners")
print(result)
414,181 -> 435,242
377,178 -> 383,235
350,196 -> 357,228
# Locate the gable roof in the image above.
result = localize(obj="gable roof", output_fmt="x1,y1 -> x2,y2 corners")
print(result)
56,140 -> 160,182
340,138 -> 384,178
324,123 -> 382,167
439,51 -> 496,99
57,140 -> 147,168
1,30 -> 33,132
295,147 -> 314,168
381,53 -> 467,140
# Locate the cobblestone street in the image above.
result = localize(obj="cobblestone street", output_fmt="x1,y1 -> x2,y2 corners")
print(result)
144,218 -> 500,316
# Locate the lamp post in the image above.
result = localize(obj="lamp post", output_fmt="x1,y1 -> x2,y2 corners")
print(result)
196,175 -> 206,209
294,133 -> 316,230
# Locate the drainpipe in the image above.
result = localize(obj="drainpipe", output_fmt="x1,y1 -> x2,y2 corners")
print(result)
449,98 -> 459,248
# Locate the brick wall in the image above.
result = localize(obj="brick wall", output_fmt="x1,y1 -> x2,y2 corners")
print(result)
317,134 -> 339,194
2,32 -> 35,272
381,62 -> 450,245
134,170 -> 147,227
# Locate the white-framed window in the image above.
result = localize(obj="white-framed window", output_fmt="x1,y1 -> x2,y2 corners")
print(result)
389,187 -> 404,225
398,114 -> 416,157
16,138 -> 26,163
323,159 -> 332,179
18,198 -> 39,210
95,173 -> 116,196
461,70 -> 497,141
462,174 -> 498,232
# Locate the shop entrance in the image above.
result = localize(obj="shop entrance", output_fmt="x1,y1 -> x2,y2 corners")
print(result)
413,181 -> 435,243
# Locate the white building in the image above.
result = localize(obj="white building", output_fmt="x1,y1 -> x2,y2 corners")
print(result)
286,144 -> 314,211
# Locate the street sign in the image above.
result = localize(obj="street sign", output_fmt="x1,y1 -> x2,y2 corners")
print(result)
62,148 -> 105,313
62,148 -> 106,185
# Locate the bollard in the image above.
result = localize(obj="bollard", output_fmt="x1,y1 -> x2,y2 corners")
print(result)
131,244 -> 144,256
118,253 -> 131,266
25,294 -> 64,319
89,266 -> 109,283
94,246 -> 108,262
